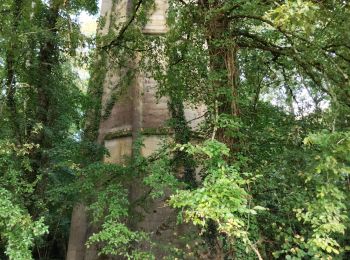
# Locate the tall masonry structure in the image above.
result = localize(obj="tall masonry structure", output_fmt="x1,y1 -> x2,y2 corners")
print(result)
98,0 -> 204,163
98,0 -> 169,162
97,0 -> 204,259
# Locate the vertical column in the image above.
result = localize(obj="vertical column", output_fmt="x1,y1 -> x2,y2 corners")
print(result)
66,204 -> 87,260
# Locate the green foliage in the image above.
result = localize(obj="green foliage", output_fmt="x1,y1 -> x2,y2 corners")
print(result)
266,0 -> 319,34
86,181 -> 148,258
87,221 -> 152,259
0,140 -> 48,259
78,160 -> 153,259
0,188 -> 48,260
129,0 -> 350,257
290,131 -> 350,258
169,140 -> 265,254
0,0 -> 100,258
144,154 -> 180,198
1,0 -> 350,259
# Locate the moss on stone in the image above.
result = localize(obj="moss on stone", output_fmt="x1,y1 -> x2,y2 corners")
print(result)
104,127 -> 173,140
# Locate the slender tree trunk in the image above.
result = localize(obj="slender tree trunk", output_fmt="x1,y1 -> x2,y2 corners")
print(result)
27,0 -> 61,219
36,2 -> 60,141
207,17 -> 239,146
200,1 -> 240,257
5,0 -> 23,144
26,0 -> 60,173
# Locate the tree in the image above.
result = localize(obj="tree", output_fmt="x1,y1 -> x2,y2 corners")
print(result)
0,0 -> 98,258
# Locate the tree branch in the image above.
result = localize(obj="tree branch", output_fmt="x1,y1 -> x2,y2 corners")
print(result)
101,0 -> 145,50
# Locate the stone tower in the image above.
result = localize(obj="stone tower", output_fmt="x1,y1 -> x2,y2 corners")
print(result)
98,0 -> 203,163
98,0 -> 204,256
98,0 -> 170,163
67,1 -> 205,259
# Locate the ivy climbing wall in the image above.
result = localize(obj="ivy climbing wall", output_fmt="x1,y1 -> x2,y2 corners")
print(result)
99,0 -> 205,164
95,0 -> 205,258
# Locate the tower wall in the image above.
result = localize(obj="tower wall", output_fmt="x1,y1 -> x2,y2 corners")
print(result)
92,0 -> 204,258
98,0 -> 204,163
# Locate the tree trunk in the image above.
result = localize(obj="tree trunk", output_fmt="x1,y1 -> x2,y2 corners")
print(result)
204,8 -> 240,148
5,0 -> 23,144
200,1 -> 240,257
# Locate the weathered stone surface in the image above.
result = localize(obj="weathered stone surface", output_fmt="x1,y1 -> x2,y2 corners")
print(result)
141,136 -> 167,157
99,0 -> 129,35
142,0 -> 168,34
87,1 -> 206,259
104,137 -> 132,164
142,77 -> 170,129
66,204 -> 88,260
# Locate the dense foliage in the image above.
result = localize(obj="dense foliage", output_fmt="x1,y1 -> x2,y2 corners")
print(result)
0,0 -> 99,258
1,0 -> 350,259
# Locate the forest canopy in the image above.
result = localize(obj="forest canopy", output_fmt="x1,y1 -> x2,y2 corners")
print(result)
0,0 -> 350,259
